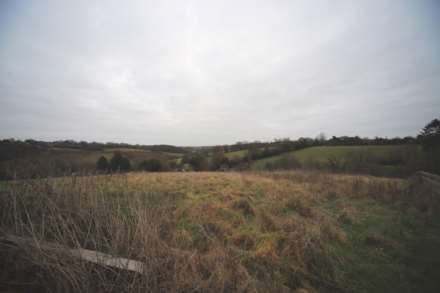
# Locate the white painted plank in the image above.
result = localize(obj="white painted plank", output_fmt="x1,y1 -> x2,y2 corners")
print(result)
0,234 -> 144,274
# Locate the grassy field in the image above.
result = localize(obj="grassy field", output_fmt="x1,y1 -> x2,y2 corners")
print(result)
251,145 -> 423,176
225,149 -> 249,159
1,171 -> 439,292
51,147 -> 182,166
0,147 -> 183,178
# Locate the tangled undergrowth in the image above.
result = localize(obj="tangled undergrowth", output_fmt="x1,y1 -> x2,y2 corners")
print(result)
0,171 -> 439,292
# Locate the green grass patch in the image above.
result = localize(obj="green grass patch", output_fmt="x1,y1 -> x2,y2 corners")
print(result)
321,197 -> 440,293
251,145 -> 423,176
225,149 -> 249,159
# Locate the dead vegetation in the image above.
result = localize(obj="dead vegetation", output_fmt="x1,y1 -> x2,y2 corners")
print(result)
0,170 -> 439,292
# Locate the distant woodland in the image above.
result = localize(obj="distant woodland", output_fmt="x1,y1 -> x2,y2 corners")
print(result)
1,119 -> 439,179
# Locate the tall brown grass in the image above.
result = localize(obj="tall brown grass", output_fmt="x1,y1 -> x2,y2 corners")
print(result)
0,175 -> 256,292
0,171 -> 416,292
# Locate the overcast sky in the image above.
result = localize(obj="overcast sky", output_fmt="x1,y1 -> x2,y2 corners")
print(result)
1,0 -> 439,145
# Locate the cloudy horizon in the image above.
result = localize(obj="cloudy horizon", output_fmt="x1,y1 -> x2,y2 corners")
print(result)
1,0 -> 439,146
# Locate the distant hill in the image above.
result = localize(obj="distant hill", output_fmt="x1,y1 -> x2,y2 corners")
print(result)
251,145 -> 424,177
0,140 -> 184,179
1,134 -> 433,178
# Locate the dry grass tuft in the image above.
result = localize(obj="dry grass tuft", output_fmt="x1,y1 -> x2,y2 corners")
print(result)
230,198 -> 255,217
0,175 -> 254,292
364,234 -> 397,250
285,196 -> 314,218
231,233 -> 256,250
336,205 -> 361,225
256,210 -> 278,232
0,170 -> 426,292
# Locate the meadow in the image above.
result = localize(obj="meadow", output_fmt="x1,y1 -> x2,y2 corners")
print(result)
251,145 -> 423,177
1,171 -> 439,292
225,149 -> 249,160
51,147 -> 182,168
0,146 -> 182,179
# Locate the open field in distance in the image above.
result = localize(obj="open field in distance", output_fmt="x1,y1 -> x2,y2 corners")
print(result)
0,146 -> 183,179
251,145 -> 424,177
225,149 -> 249,160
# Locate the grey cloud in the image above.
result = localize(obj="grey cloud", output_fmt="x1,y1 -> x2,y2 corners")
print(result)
1,0 -> 439,145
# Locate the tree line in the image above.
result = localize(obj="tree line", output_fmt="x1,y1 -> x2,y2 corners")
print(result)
96,152 -> 170,173
2,118 -> 439,177
0,139 -> 188,154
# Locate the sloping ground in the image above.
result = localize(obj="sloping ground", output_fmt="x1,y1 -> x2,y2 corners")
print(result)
46,147 -> 181,168
225,149 -> 249,159
0,147 -> 182,179
251,145 -> 422,176
0,171 -> 439,292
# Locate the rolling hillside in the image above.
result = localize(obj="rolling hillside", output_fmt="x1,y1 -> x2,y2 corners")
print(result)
0,146 -> 183,179
251,145 -> 423,176
1,171 -> 439,292
224,149 -> 249,159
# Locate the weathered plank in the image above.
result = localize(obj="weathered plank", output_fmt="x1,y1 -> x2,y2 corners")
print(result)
75,248 -> 144,273
0,234 -> 144,274
416,171 -> 440,182
414,171 -> 440,192
420,177 -> 440,190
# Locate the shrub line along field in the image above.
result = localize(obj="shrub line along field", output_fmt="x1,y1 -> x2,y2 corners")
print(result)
2,138 -> 435,179
1,170 -> 439,292
250,145 -> 423,177
0,146 -> 184,179
225,149 -> 249,159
